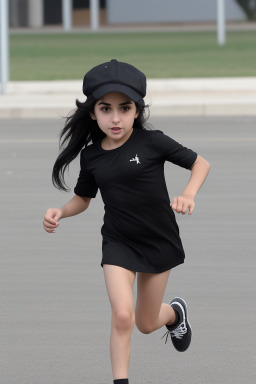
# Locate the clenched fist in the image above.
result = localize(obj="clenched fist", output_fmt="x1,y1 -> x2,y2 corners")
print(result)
171,195 -> 195,215
43,208 -> 62,233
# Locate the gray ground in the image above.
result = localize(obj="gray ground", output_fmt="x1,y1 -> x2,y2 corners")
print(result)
1,117 -> 255,384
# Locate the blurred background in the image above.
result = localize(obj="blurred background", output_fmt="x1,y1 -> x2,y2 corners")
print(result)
1,0 -> 256,116
5,0 -> 256,80
8,0 -> 256,29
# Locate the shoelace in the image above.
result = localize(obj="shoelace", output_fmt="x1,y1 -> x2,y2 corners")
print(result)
161,320 -> 187,344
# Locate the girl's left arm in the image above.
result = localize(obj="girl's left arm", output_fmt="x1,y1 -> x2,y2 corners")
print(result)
171,155 -> 210,215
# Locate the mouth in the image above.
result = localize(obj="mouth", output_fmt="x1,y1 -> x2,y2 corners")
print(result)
110,127 -> 121,134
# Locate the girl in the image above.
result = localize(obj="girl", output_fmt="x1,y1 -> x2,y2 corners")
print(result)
43,59 -> 210,384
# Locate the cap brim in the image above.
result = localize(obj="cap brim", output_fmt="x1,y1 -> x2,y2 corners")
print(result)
92,84 -> 145,106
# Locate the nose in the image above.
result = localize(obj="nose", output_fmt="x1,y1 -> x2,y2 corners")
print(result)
111,110 -> 120,125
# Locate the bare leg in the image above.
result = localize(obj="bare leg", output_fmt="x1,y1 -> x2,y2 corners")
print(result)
135,269 -> 176,334
103,264 -> 136,380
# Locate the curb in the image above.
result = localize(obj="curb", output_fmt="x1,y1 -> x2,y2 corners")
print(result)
1,78 -> 256,118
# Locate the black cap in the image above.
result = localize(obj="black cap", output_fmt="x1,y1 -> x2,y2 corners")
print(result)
82,59 -> 146,105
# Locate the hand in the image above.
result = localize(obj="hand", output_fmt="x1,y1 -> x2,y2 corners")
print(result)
43,208 -> 62,233
171,195 -> 195,215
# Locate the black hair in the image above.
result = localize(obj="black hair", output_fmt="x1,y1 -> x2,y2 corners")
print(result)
52,96 -> 151,192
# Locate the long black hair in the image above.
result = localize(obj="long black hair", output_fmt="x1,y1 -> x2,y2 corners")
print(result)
52,96 -> 151,192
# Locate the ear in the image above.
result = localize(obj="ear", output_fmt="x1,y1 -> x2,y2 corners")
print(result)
90,111 -> 96,120
135,110 -> 139,119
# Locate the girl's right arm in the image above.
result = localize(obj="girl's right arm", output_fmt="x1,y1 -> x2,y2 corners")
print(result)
43,195 -> 91,233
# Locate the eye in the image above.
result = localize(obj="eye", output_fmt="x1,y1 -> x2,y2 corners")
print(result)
122,106 -> 131,112
101,106 -> 110,112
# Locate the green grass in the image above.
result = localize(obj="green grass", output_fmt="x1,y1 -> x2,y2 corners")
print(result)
10,30 -> 256,80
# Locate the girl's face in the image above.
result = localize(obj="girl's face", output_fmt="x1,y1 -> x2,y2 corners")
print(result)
90,92 -> 139,144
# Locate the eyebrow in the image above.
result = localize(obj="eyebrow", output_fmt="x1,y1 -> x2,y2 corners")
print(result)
98,101 -> 132,106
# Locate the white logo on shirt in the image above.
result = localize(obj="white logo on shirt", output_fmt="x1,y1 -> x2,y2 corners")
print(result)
130,154 -> 141,165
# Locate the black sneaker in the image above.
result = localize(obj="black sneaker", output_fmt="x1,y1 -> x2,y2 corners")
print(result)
161,297 -> 192,352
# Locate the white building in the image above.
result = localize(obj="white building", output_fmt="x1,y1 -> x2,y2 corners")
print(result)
108,0 -> 245,24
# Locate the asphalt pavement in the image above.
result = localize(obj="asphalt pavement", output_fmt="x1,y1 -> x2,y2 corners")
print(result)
1,116 -> 255,384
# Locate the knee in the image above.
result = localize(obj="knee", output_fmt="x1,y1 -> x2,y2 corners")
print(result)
135,320 -> 156,334
112,310 -> 135,332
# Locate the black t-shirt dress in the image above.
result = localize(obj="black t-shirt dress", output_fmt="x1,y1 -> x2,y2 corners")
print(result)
74,128 -> 197,273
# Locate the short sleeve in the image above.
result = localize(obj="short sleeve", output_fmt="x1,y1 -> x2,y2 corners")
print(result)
74,150 -> 98,198
150,130 -> 197,170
